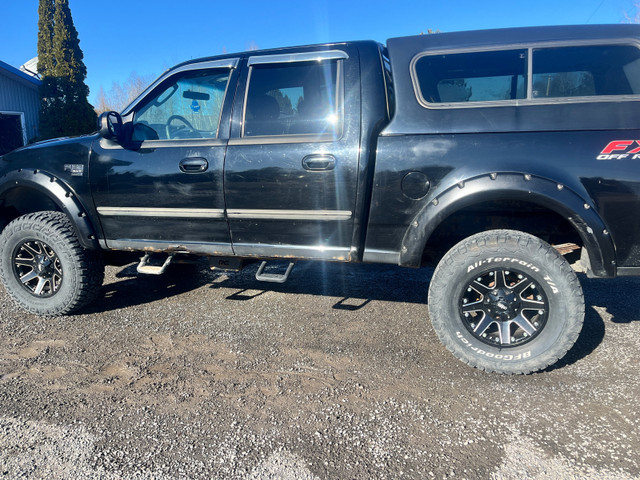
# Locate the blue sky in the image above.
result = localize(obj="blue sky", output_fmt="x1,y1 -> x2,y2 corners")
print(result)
1,0 -> 638,106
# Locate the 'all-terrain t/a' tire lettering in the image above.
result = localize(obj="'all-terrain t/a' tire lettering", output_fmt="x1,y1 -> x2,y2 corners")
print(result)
428,230 -> 584,374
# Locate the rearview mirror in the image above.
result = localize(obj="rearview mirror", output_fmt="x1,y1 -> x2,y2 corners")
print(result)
98,111 -> 123,141
183,90 -> 210,101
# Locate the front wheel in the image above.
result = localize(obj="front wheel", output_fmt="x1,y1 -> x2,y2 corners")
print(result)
428,230 -> 584,374
0,211 -> 104,316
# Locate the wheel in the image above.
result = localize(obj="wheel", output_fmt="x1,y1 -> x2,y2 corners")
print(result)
428,230 -> 584,374
0,211 -> 104,316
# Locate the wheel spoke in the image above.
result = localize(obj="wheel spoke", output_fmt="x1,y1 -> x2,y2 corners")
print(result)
462,300 -> 484,313
512,314 -> 537,336
520,298 -> 545,310
473,314 -> 495,336
497,321 -> 512,345
19,270 -> 39,284
15,257 -> 37,268
22,243 -> 41,257
494,270 -> 507,289
33,277 -> 48,295
471,279 -> 492,293
52,273 -> 62,292
513,280 -> 534,296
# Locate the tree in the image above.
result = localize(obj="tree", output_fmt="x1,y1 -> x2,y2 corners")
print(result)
38,0 -> 96,140
94,71 -> 156,114
268,89 -> 294,116
625,2 -> 640,23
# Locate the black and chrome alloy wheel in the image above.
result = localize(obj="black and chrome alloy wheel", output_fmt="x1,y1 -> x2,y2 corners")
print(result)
12,239 -> 63,297
460,268 -> 548,347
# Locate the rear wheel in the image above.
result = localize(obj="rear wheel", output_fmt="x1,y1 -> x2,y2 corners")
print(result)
428,230 -> 584,374
0,211 -> 104,315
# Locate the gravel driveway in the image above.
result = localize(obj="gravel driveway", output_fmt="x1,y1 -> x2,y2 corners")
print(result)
0,260 -> 639,479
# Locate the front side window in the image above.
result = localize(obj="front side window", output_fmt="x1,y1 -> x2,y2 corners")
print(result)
243,60 -> 341,137
414,50 -> 527,104
133,69 -> 230,141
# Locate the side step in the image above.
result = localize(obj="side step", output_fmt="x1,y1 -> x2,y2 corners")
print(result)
255,261 -> 295,283
137,253 -> 174,275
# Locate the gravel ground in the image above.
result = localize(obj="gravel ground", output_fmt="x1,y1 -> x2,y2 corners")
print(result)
0,260 -> 639,479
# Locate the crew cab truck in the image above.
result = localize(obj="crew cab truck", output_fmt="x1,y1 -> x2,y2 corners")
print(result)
2,24 -> 640,374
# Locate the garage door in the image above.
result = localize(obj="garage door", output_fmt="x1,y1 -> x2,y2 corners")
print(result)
0,113 -> 25,155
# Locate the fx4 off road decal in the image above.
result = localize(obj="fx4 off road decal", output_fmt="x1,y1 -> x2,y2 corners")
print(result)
598,140 -> 640,160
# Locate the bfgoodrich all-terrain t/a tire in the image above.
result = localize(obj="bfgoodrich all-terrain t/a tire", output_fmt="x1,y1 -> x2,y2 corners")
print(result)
428,230 -> 584,374
0,211 -> 104,316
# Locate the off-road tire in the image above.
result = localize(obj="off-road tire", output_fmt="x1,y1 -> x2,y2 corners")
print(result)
0,211 -> 104,316
428,230 -> 584,374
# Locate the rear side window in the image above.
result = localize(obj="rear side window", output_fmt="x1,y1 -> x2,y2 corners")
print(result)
414,49 -> 527,103
412,43 -> 640,106
243,60 -> 341,137
532,45 -> 640,98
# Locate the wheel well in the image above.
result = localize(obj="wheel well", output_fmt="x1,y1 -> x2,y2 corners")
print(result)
0,186 -> 62,231
422,199 -> 583,266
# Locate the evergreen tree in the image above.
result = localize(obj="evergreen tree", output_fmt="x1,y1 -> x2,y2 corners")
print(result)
37,0 -> 96,139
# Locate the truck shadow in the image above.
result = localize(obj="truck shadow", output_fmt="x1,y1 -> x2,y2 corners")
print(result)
545,275 -> 640,370
84,260 -> 432,316
84,261 -> 640,368
209,261 -> 432,307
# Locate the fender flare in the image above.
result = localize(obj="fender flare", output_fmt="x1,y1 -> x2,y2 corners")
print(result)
400,172 -> 616,277
0,169 -> 99,250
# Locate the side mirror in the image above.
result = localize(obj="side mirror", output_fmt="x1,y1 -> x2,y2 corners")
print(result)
98,111 -> 123,141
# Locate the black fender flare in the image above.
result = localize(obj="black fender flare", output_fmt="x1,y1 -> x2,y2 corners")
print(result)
0,169 -> 99,250
400,172 -> 616,277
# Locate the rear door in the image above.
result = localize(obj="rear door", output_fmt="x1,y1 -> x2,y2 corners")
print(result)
224,47 -> 362,260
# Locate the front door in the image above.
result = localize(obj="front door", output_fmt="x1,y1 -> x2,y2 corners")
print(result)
90,61 -> 237,255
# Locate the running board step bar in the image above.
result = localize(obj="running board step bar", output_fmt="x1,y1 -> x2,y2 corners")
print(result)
255,261 -> 295,283
137,253 -> 174,275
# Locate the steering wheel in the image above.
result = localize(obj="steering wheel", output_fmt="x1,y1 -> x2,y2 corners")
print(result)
165,115 -> 200,139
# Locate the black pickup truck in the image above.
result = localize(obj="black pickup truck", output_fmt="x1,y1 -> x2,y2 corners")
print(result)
2,24 -> 640,374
